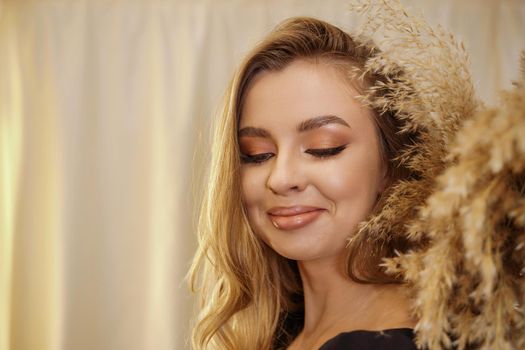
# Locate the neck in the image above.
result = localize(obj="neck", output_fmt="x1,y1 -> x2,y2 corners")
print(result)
296,254 -> 415,340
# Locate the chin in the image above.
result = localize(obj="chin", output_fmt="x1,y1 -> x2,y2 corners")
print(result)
253,221 -> 348,262
266,240 -> 345,263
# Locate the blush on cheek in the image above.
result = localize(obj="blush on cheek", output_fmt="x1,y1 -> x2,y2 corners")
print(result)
312,167 -> 353,196
240,174 -> 251,202
240,172 -> 264,212
314,160 -> 380,211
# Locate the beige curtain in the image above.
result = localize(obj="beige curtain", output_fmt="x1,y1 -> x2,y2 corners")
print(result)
0,1 -> 523,349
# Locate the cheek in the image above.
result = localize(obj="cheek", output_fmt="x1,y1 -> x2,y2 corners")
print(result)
313,153 -> 382,207
240,167 -> 266,211
240,167 -> 271,239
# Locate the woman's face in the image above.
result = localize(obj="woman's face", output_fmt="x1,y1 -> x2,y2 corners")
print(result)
239,59 -> 387,263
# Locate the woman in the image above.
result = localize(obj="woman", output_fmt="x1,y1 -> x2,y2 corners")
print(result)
190,17 -> 440,350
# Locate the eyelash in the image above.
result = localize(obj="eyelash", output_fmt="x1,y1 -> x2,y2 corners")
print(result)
306,145 -> 347,158
240,145 -> 347,164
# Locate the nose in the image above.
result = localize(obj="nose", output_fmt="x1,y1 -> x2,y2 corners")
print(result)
266,152 -> 306,195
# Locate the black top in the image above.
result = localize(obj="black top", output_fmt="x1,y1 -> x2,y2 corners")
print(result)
318,328 -> 418,350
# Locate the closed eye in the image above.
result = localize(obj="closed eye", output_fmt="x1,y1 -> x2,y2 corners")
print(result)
305,145 -> 347,158
240,145 -> 346,163
240,152 -> 274,164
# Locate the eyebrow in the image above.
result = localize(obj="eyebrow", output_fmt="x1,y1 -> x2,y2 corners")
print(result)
238,115 -> 350,138
238,127 -> 271,138
297,115 -> 350,132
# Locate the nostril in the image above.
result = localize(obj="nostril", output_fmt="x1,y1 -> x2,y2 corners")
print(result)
266,156 -> 306,194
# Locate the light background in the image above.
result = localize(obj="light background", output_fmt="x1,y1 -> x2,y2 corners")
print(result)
0,0 -> 523,349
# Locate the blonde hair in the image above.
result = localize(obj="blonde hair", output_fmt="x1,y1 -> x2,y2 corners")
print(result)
189,17 -> 420,349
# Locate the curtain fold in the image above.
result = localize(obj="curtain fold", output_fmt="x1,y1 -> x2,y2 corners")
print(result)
1,5 -> 21,350
1,2 -> 64,350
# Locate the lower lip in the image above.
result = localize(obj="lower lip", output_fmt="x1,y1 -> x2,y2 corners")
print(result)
269,209 -> 324,230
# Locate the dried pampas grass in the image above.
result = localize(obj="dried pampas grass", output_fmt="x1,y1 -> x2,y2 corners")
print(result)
348,1 -> 525,349
385,54 -> 525,350
347,0 -> 477,278
349,0 -> 478,249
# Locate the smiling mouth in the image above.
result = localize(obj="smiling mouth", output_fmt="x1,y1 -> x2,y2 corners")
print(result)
267,206 -> 325,230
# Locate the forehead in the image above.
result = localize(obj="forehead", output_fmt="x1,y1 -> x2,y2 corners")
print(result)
239,60 -> 372,131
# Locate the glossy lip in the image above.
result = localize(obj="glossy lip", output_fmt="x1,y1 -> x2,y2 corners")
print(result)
267,206 -> 325,230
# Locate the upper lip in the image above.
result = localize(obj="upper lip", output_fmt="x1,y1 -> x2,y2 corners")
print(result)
267,206 -> 324,216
